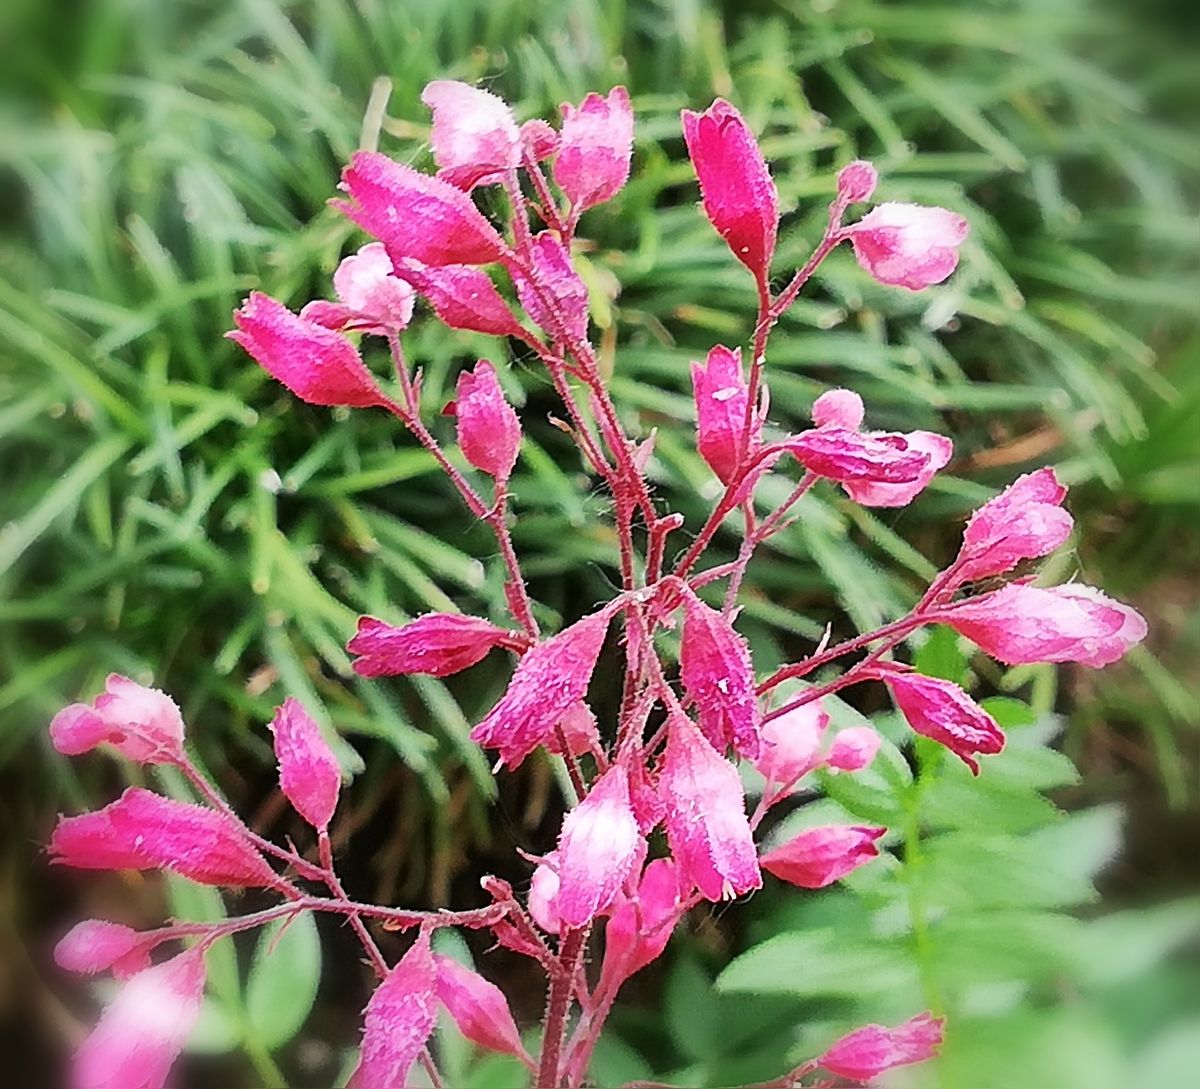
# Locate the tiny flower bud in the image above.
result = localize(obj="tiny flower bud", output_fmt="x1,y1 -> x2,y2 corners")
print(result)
393,259 -> 526,339
511,232 -> 589,343
824,727 -> 881,773
819,1012 -> 945,1082
811,388 -> 865,430
50,674 -> 185,765
527,853 -> 562,935
845,202 -> 970,291
421,80 -> 520,190
691,345 -> 755,485
455,359 -> 522,481
836,159 -> 878,204
349,613 -> 526,678
269,697 -> 341,830
545,701 -> 603,760
434,955 -> 531,1062
598,858 -> 685,994
54,920 -> 149,978
956,468 -> 1073,581
760,824 -> 885,888
754,701 -> 829,791
521,119 -> 560,162
555,86 -> 634,212
301,243 -> 415,334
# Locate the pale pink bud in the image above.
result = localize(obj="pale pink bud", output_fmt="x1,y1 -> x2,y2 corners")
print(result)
54,920 -> 149,979
939,583 -> 1146,668
760,824 -> 885,888
819,1011 -> 945,1082
836,160 -> 878,204
681,99 -> 779,283
680,595 -> 761,758
824,727 -> 881,773
301,242 -> 416,334
555,86 -> 634,212
598,858 -> 685,995
880,669 -> 1005,774
842,430 -> 953,508
527,853 -> 561,935
72,949 -> 205,1089
957,467 -> 1073,581
811,388 -> 865,430
335,150 -> 507,266
787,427 -> 932,486
421,80 -> 520,189
545,701 -> 603,760
521,119 -> 560,162
349,614 -> 527,678
393,259 -> 525,338
471,609 -> 613,768
348,932 -> 438,1089
433,955 -> 530,1062
50,674 -> 185,765
455,359 -> 522,481
269,698 -> 341,830
511,231 -> 589,343
691,345 -> 755,484
659,715 -> 761,901
555,766 -> 643,928
754,701 -> 829,791
845,202 -> 970,291
228,292 -> 385,408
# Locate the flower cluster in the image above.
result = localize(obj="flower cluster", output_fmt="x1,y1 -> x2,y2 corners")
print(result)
49,81 -> 1144,1089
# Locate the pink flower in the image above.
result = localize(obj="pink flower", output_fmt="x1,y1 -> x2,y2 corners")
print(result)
301,243 -> 416,334
597,858 -> 685,995
880,669 -> 1005,774
348,614 -> 527,678
269,698 -> 341,830
72,949 -> 205,1089
680,595 -> 761,758
842,430 -> 953,508
938,583 -> 1146,667
819,1011 -> 945,1082
54,920 -> 149,979
421,80 -> 520,189
955,468 -> 1073,581
392,259 -> 525,338
760,824 -> 885,888
681,99 -> 779,284
787,427 -> 933,486
51,788 -> 278,888
659,715 -> 761,901
228,292 -> 385,408
555,86 -> 634,212
836,160 -> 878,204
348,932 -> 438,1089
454,359 -> 522,481
754,701 -> 829,791
511,232 -> 589,344
811,388 -> 865,430
554,766 -> 643,929
845,202 -> 970,291
471,608 -> 613,768
433,955 -> 530,1062
825,727 -> 881,773
335,150 -> 507,267
50,674 -> 185,765
691,345 -> 756,484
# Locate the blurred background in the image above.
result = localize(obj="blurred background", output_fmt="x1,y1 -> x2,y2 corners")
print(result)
1,0 -> 1197,1086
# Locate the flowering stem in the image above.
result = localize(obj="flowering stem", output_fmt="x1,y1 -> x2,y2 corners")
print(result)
319,830 -> 389,978
538,927 -> 587,1088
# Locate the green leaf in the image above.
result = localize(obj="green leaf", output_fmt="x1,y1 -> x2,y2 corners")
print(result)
243,912 -> 321,1051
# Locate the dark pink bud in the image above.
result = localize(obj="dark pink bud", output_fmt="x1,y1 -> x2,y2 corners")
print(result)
691,345 -> 755,484
521,118 -> 560,162
597,858 -> 685,995
939,583 -> 1146,668
555,766 -> 643,929
228,292 -> 385,408
348,932 -> 438,1089
880,669 -> 1005,774
956,468 -> 1073,581
434,955 -> 530,1062
811,388 -> 865,430
786,427 -> 932,485
681,99 -> 779,283
456,360 -> 522,481
50,674 -> 185,765
760,824 -> 885,888
511,232 -> 589,344
71,949 -> 205,1089
842,430 -> 953,508
680,595 -> 761,758
824,727 -> 881,773
348,614 -> 526,678
836,160 -> 878,204
471,609 -> 613,768
554,86 -> 634,212
845,202 -> 970,290
54,920 -> 149,979
754,701 -> 829,790
335,150 -> 507,267
269,698 -> 341,830
393,259 -> 526,338
422,80 -> 520,190
659,714 -> 761,902
819,1012 -> 945,1082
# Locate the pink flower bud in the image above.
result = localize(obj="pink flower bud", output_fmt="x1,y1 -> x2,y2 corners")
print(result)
939,583 -> 1146,668
681,99 -> 779,283
421,80 -> 521,190
521,119 -> 560,162
51,788 -> 278,888
301,243 -> 416,335
836,160 -> 878,204
845,202 -> 970,291
555,86 -> 634,212
54,920 -> 149,978
842,430 -> 953,508
754,701 -> 829,791
527,853 -> 562,935
72,948 -> 206,1089
659,715 -> 761,902
824,727 -> 881,773
455,360 -> 522,481
348,932 -> 438,1089
760,824 -> 885,888
393,259 -> 526,338
228,292 -> 385,408
956,468 -> 1073,581
545,701 -> 603,760
680,595 -> 761,758
598,858 -> 685,995
433,955 -> 530,1062
269,698 -> 341,830
819,1011 -> 945,1082
691,345 -> 756,484
50,674 -> 185,765
787,427 -> 933,486
348,614 -> 527,678
511,232 -> 589,344
880,669 -> 1005,774
335,150 -> 507,267
555,766 -> 643,929
811,388 -> 865,430
471,608 -> 613,769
